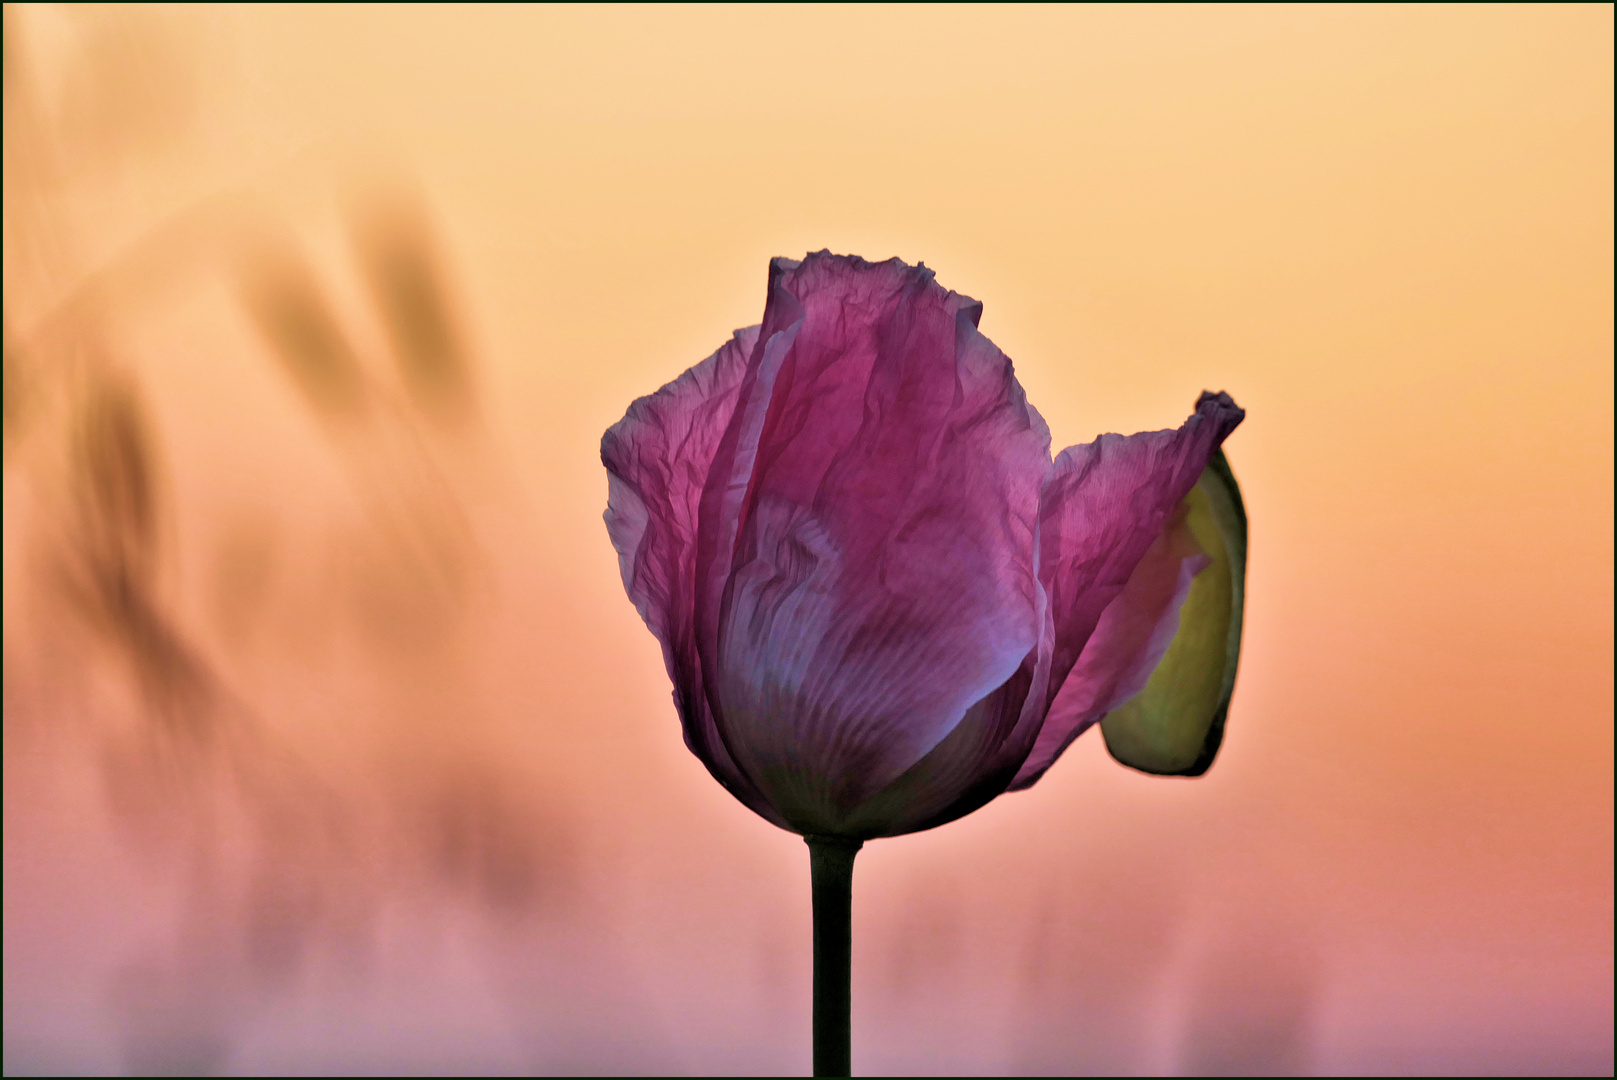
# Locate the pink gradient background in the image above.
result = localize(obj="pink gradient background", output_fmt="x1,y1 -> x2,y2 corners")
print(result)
4,5 -> 1611,1075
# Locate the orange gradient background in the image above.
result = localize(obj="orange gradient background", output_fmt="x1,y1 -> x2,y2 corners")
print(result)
3,5 -> 1612,1075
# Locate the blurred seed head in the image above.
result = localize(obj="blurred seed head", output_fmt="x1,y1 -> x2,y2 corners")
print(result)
235,226 -> 367,421
349,181 -> 476,426
72,372 -> 159,591
62,371 -> 220,740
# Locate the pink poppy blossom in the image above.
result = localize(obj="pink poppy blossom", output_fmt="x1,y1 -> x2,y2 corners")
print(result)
602,251 -> 1245,840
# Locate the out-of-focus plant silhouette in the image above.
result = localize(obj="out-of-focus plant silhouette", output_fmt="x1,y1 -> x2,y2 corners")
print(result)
3,7 -> 572,1072
230,190 -> 480,656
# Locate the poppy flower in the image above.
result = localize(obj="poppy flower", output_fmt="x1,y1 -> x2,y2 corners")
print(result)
603,251 -> 1245,1075
602,251 -> 1245,839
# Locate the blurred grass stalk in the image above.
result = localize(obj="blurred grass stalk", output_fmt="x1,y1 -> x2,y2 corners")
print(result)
4,7 -> 576,1073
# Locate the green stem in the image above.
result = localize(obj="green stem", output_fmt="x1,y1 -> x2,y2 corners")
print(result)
806,834 -> 862,1077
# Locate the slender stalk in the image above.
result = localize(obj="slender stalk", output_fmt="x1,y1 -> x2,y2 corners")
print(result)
806,834 -> 862,1077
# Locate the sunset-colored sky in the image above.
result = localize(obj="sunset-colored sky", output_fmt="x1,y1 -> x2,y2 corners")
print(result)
4,5 -> 1611,1074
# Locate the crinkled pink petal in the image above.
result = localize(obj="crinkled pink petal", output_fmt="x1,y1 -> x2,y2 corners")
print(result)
694,252 -> 1052,833
1012,392 -> 1244,789
601,326 -> 789,827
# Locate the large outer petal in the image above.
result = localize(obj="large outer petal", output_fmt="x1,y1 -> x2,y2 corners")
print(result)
1011,392 -> 1244,789
695,252 -> 1052,834
600,326 -> 789,827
